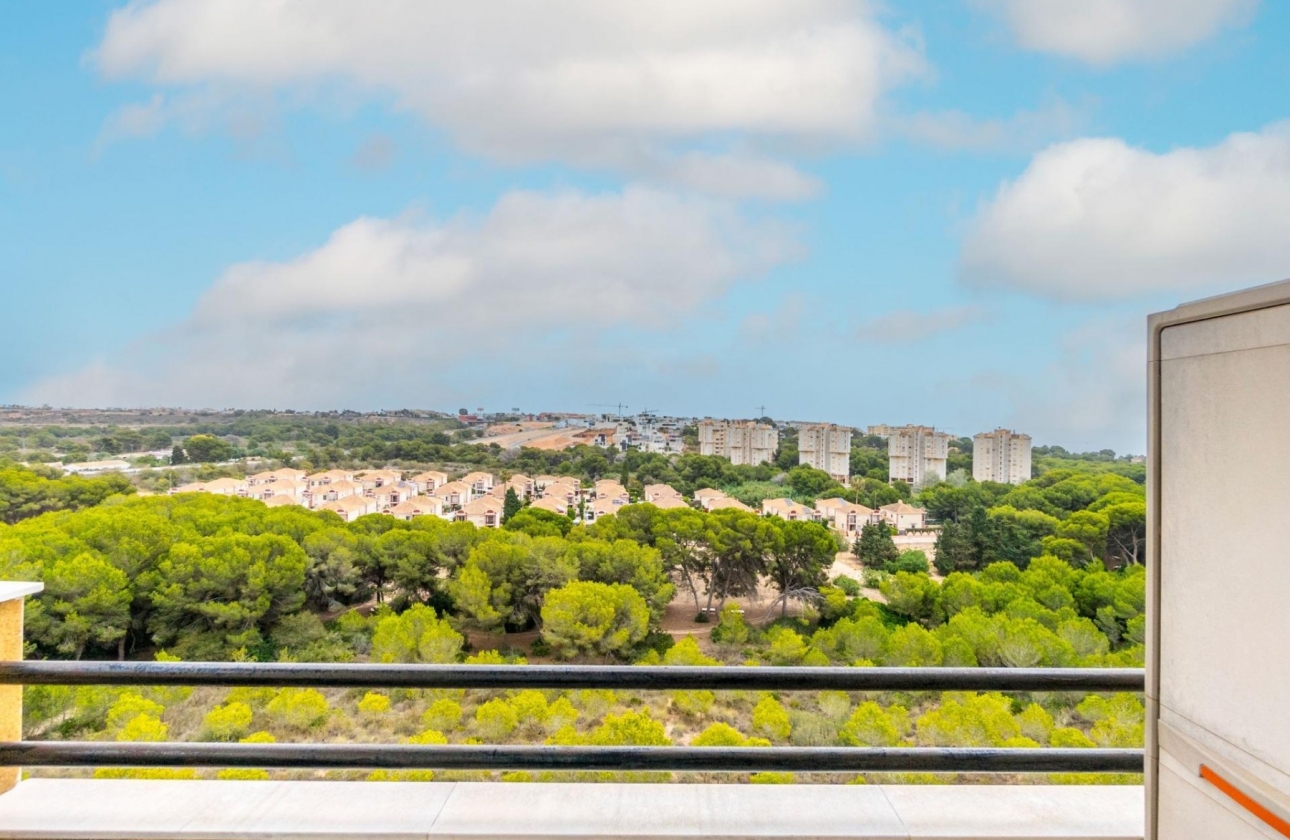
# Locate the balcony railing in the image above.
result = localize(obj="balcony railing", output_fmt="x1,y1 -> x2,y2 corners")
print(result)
0,662 -> 1144,775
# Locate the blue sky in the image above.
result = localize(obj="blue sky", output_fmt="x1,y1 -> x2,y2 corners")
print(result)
3,1 -> 1288,453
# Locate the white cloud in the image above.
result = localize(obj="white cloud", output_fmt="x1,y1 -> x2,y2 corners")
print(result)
960,123 -> 1290,301
91,1 -> 924,191
896,97 -> 1092,153
25,187 -> 797,408
975,0 -> 1258,65
650,152 -> 823,202
857,305 -> 989,343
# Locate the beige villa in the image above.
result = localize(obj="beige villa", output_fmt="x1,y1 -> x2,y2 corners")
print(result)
761,498 -> 816,521
320,495 -> 378,522
879,500 -> 927,532
388,497 -> 446,520
814,497 -> 877,539
457,497 -> 502,528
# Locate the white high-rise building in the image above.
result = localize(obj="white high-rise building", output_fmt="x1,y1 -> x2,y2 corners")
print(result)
972,428 -> 1032,485
887,425 -> 950,486
697,419 -> 777,466
798,423 -> 851,481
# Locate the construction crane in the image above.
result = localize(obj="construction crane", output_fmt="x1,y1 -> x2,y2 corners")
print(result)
589,402 -> 628,419
756,405 -> 768,418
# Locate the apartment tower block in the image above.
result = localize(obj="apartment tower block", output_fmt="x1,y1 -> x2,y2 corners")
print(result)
697,419 -> 778,467
798,423 -> 852,481
887,425 -> 950,487
972,428 -> 1032,485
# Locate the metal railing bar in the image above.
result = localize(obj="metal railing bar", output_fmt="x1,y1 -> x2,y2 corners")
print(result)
0,663 -> 1145,692
0,743 -> 1144,773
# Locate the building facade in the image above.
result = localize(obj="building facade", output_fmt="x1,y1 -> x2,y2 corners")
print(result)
697,419 -> 778,466
972,428 -> 1033,485
887,425 -> 950,486
798,423 -> 851,481
814,497 -> 876,539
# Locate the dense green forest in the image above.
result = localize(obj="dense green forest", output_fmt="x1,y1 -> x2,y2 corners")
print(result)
0,465 -> 135,525
0,428 -> 1147,784
3,477 -> 1143,785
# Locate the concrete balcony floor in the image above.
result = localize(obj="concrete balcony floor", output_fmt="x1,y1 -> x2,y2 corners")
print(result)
0,779 -> 1143,840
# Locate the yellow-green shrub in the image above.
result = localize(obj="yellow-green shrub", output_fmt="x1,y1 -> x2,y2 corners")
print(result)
752,697 -> 791,740
422,698 -> 463,731
203,702 -> 253,741
358,692 -> 391,716
265,688 -> 330,729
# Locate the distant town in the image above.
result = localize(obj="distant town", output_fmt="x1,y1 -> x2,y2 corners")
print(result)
1,405 -> 1063,555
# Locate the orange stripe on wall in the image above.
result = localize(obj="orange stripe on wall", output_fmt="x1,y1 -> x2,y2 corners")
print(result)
1199,764 -> 1290,838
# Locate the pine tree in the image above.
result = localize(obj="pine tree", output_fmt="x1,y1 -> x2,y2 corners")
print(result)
934,519 -> 976,574
501,487 -> 522,524
854,522 -> 899,570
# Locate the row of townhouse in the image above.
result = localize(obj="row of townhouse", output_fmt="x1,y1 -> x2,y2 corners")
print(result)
171,467 -> 498,523
178,463 -> 931,547
582,478 -> 628,524
760,496 -> 927,536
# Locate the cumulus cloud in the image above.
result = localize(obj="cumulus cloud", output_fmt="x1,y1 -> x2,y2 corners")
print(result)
25,188 -> 797,408
974,0 -> 1258,65
857,305 -> 990,343
92,0 -> 925,191
960,123 -> 1290,301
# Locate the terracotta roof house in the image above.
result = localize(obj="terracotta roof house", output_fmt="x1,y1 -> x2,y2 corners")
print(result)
506,474 -> 534,499
457,496 -> 502,528
707,495 -> 753,512
529,496 -> 570,517
879,501 -> 927,532
248,469 -> 307,486
202,477 -> 248,497
251,479 -> 306,501
644,484 -> 683,503
411,471 -> 449,493
307,470 -> 355,487
388,497 -> 446,520
536,475 -> 580,494
368,486 -> 406,510
431,480 -> 473,507
357,470 -> 403,489
320,495 -> 379,523
693,488 -> 729,510
541,479 -> 581,506
461,472 -> 496,495
761,498 -> 816,521
814,498 -> 877,538
593,479 -> 629,501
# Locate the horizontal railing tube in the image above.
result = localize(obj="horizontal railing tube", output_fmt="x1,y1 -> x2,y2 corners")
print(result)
0,662 -> 1144,693
0,742 -> 1144,773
